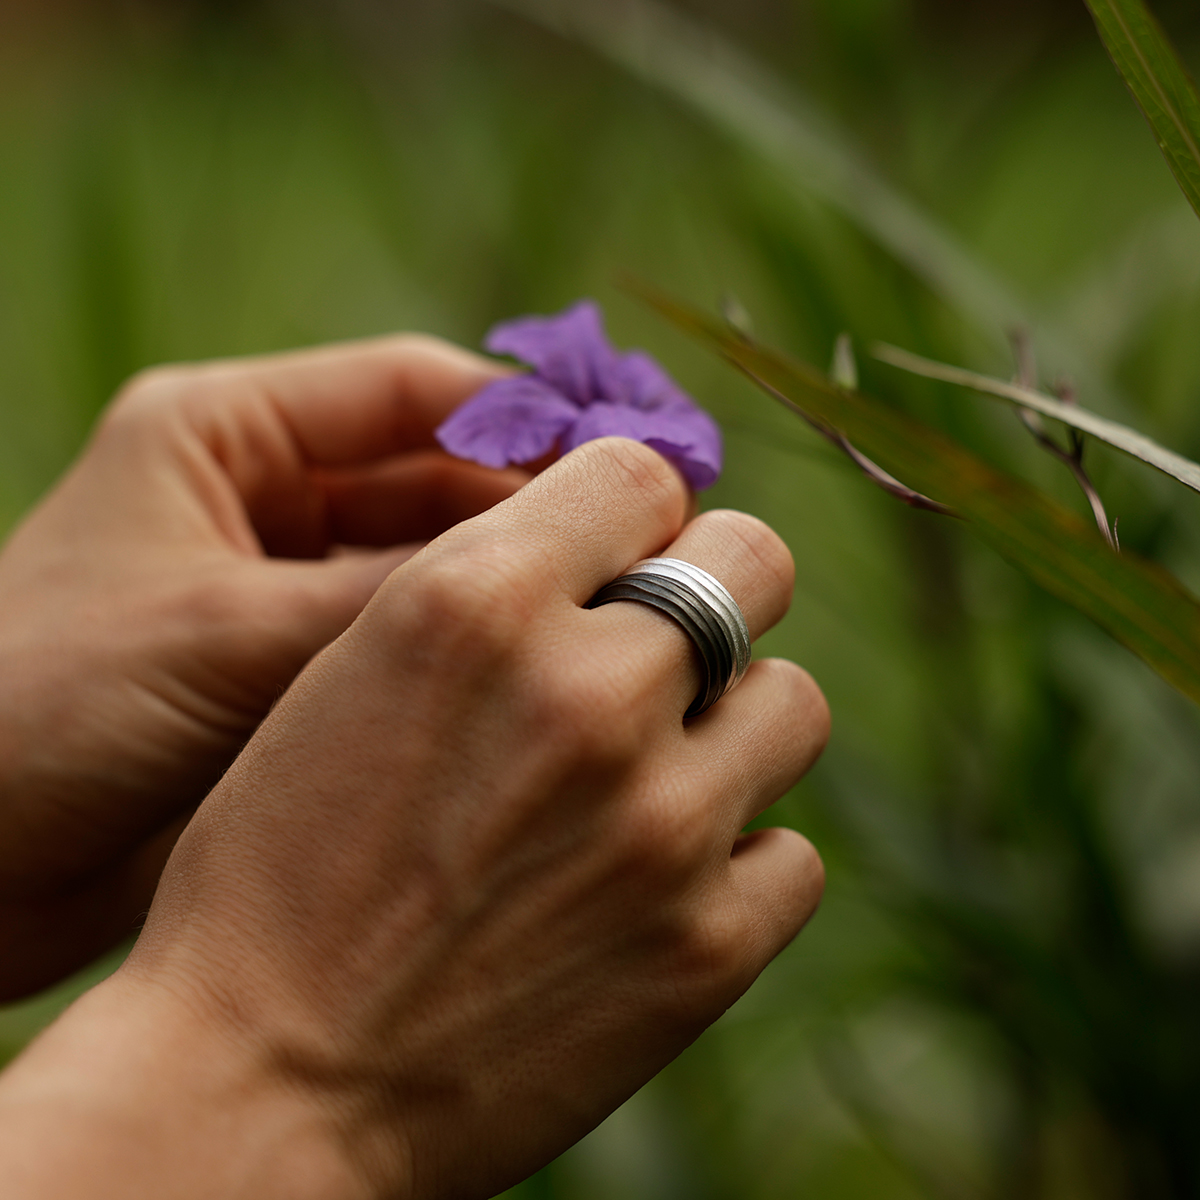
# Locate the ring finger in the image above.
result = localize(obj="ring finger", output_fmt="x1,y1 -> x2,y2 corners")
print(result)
580,507 -> 795,719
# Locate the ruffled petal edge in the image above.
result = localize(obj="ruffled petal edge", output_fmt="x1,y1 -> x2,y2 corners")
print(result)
560,402 -> 723,490
435,376 -> 581,469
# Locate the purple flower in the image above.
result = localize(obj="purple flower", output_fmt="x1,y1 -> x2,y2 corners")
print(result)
435,300 -> 722,489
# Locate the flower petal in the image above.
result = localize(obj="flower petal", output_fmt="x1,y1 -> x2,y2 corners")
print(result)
435,376 -> 580,469
605,349 -> 695,412
485,300 -> 617,406
560,401 -> 723,490
458,299 -> 724,487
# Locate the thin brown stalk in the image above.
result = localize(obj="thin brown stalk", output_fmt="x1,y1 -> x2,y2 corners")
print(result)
1008,329 -> 1118,551
740,365 -> 957,517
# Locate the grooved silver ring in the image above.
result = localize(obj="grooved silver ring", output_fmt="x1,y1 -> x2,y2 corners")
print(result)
586,557 -> 752,718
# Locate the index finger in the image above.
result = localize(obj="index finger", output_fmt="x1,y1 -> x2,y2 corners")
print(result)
198,334 -> 509,467
426,437 -> 691,606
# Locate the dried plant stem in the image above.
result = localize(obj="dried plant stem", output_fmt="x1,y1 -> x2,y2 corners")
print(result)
1009,329 -> 1118,550
871,341 -> 1200,495
741,365 -> 957,517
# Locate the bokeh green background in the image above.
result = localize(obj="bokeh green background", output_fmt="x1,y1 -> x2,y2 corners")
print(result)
2,1 -> 1200,1195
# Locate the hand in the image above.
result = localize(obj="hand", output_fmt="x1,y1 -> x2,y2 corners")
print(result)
0,438 -> 829,1200
0,337 -> 529,999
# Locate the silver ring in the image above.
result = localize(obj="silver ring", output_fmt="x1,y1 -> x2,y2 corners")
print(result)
586,557 -> 751,718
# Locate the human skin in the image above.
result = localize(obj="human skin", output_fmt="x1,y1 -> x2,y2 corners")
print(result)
0,337 -> 529,999
0,350 -> 828,1198
0,434 -> 825,1200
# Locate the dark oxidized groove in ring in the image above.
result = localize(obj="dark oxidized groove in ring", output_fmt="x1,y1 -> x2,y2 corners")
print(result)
635,577 -> 732,711
633,559 -> 751,681
587,580 -> 723,716
585,557 -> 750,718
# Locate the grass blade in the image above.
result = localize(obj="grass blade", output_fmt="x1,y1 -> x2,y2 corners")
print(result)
1085,0 -> 1200,219
637,286 -> 1200,704
873,343 -> 1200,496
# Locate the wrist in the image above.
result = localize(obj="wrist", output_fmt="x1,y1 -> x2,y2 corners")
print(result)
0,968 -> 387,1200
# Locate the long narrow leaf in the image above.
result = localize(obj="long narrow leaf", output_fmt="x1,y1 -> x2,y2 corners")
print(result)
637,287 -> 1200,705
1085,0 -> 1200,219
873,342 -> 1200,496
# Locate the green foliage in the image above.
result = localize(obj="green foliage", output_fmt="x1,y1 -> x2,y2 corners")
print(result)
1086,0 -> 1200,219
642,288 -> 1200,705
0,2 -> 1199,1197
873,342 -> 1200,497
497,0 -> 1036,347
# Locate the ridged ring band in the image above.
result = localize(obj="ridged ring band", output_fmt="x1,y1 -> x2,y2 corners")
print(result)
586,557 -> 751,718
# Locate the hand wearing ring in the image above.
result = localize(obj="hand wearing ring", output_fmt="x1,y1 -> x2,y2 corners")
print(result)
71,438 -> 830,1200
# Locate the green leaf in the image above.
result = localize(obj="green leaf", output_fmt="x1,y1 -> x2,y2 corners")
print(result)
638,287 -> 1200,706
872,342 -> 1200,496
1085,0 -> 1200,220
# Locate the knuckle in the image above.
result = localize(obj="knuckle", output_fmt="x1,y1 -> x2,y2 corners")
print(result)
580,437 -> 687,511
388,538 -> 539,658
169,570 -> 260,637
746,657 -> 831,765
665,910 -> 756,1013
384,332 -> 455,358
101,362 -> 251,442
117,361 -> 226,409
100,364 -> 195,429
118,363 -> 194,402
372,333 -> 504,385
529,657 -> 646,769
420,452 -> 463,493
751,827 -> 827,942
612,787 -> 714,886
773,660 -> 831,754
789,830 -> 827,905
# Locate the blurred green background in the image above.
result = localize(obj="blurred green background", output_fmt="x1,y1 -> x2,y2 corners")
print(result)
3,0 -> 1200,1195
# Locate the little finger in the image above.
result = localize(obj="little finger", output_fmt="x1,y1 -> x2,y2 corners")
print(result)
726,826 -> 825,965
687,657 -> 829,832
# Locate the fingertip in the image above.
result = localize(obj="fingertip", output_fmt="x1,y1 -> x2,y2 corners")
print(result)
731,825 -> 826,948
564,437 -> 691,517
753,658 -> 831,757
478,436 -> 690,601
